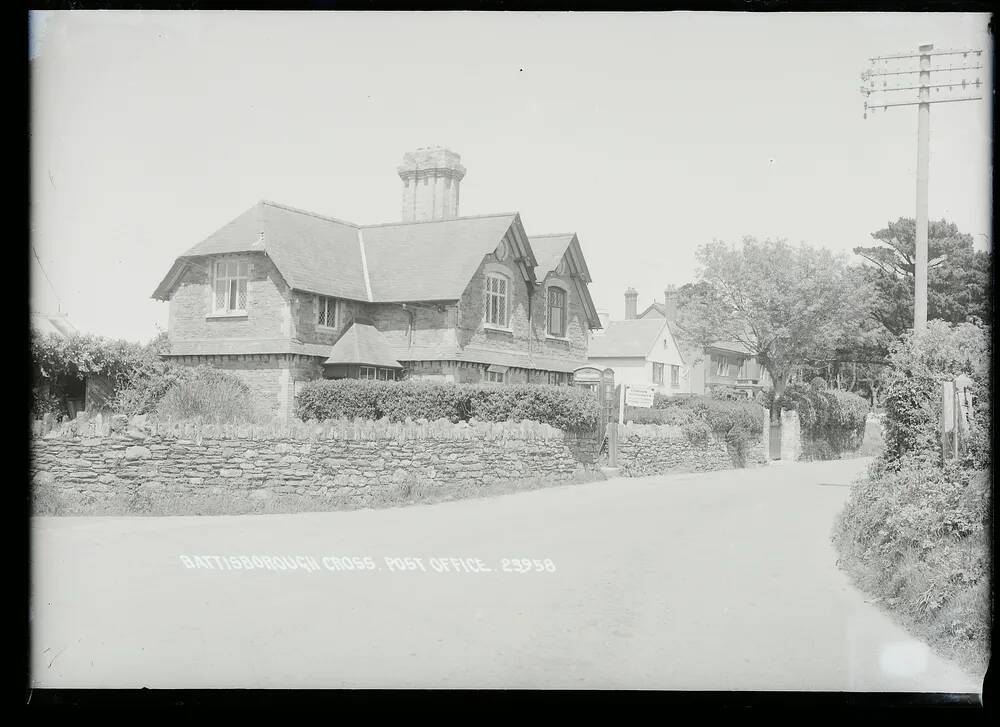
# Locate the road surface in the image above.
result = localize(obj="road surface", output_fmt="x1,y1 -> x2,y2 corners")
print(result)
30,458 -> 984,692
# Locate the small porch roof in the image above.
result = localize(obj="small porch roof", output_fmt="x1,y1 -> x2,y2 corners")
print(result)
323,318 -> 403,369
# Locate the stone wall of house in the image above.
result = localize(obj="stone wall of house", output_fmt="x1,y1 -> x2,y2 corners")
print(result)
31,414 -> 602,514
290,292 -> 367,348
168,253 -> 291,343
615,422 -> 769,477
458,256 -> 589,371
168,353 -> 324,421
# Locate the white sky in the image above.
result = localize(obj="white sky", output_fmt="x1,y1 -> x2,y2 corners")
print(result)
29,11 -> 992,343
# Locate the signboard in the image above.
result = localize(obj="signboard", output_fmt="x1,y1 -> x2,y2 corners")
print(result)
624,384 -> 656,408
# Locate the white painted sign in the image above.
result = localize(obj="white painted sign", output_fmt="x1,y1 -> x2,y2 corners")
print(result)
624,384 -> 656,408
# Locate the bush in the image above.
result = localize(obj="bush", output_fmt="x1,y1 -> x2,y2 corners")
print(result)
294,380 -> 600,431
467,384 -> 600,431
154,366 -> 267,424
773,384 -> 869,457
725,424 -> 752,467
801,440 -> 836,461
833,322 -> 992,673
833,457 -> 990,671
879,321 -> 990,468
682,420 -> 712,446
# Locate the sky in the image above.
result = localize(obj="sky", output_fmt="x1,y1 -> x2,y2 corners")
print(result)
29,11 -> 992,343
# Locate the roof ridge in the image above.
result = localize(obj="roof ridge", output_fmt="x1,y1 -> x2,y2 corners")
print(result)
529,232 -> 576,239
361,211 -> 518,229
259,199 -> 361,228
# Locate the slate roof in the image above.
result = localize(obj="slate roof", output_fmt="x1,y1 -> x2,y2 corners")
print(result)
708,340 -> 753,355
586,318 -> 669,359
324,319 -> 403,368
153,202 -> 538,305
528,233 -> 575,276
363,213 -> 522,301
31,313 -> 78,339
638,301 -> 667,319
398,344 -> 586,373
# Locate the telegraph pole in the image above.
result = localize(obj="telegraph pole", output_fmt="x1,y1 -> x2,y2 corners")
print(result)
861,44 -> 984,332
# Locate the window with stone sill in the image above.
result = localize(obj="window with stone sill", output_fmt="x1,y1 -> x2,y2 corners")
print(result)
484,273 -> 509,329
212,258 -> 249,314
547,287 -> 567,338
317,295 -> 338,329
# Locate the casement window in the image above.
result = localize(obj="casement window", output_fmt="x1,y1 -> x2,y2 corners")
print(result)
317,296 -> 338,328
485,370 -> 505,384
546,371 -> 565,386
671,365 -> 680,388
485,273 -> 509,328
738,358 -> 750,379
652,362 -> 664,384
359,366 -> 397,381
212,258 -> 250,313
716,355 -> 729,377
547,287 -> 566,337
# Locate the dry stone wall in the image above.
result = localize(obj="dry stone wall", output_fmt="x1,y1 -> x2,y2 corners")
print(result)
31,413 -> 601,513
616,422 -> 768,477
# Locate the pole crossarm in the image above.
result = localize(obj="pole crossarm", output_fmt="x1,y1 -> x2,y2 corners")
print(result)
864,81 -> 982,94
862,64 -> 983,78
869,49 -> 983,61
866,95 -> 984,109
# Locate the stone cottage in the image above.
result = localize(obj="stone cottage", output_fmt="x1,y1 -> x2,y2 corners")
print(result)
152,147 -> 602,419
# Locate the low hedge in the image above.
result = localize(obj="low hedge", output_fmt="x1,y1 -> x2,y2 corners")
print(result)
638,394 -> 766,439
766,384 -> 870,458
294,379 -> 601,431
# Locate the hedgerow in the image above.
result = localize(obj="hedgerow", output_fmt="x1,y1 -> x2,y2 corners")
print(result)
834,320 -> 991,673
294,380 -> 601,432
765,382 -> 870,459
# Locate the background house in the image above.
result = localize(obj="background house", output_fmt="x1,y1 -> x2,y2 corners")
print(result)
637,286 -> 771,398
152,147 -> 603,419
586,289 -> 690,396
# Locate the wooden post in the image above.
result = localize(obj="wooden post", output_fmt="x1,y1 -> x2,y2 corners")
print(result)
608,421 -> 618,468
941,380 -> 955,462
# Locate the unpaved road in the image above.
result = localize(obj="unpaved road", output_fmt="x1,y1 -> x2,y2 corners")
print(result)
30,458 -> 984,692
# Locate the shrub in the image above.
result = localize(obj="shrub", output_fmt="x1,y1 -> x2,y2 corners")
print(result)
467,384 -> 600,431
682,420 -> 712,446
708,385 -> 746,401
294,380 -> 600,431
725,424 -> 752,467
154,366 -> 267,424
773,384 -> 869,457
801,440 -> 836,461
879,321 -> 990,468
833,457 -> 990,671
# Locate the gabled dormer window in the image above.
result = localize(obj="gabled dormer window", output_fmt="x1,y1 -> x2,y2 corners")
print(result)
213,258 -> 249,314
317,295 -> 338,329
485,273 -> 509,328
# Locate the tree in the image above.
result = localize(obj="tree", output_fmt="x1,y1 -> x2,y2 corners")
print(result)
854,218 -> 991,337
673,237 -> 875,422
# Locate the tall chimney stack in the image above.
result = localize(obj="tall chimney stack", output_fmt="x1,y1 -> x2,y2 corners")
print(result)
398,147 -> 466,222
663,285 -> 678,320
624,287 -> 638,320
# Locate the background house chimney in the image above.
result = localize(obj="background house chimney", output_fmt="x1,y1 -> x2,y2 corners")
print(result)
624,287 -> 638,320
663,284 -> 678,320
398,147 -> 466,222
